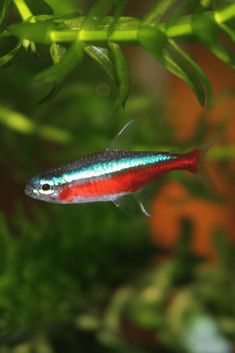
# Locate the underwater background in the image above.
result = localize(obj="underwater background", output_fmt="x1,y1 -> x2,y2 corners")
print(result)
0,0 -> 235,352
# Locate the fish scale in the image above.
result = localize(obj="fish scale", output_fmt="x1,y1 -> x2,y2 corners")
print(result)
47,149 -> 199,202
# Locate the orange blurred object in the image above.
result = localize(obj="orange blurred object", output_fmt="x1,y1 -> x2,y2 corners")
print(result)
151,44 -> 235,261
150,181 -> 235,262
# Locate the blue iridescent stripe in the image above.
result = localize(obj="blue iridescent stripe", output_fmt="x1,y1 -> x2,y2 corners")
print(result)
50,154 -> 175,185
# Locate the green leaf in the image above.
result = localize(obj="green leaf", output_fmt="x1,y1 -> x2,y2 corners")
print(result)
43,0 -> 78,16
50,42 -> 67,64
138,24 -> 210,106
40,43 -> 67,102
217,22 -> 235,42
165,40 -> 211,106
109,42 -> 130,110
213,2 -> 235,42
138,25 -> 167,59
143,0 -> 178,25
108,0 -> 128,36
165,0 -> 198,27
192,14 -> 235,70
82,0 -> 113,30
0,0 -> 11,25
36,40 -> 84,102
0,42 -> 22,67
36,40 -> 84,84
84,45 -> 115,80
113,0 -> 128,19
139,25 -> 185,91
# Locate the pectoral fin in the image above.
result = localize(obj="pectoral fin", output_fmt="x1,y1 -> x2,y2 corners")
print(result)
113,194 -> 138,217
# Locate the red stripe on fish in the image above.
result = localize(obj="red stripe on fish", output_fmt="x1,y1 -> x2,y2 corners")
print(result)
59,149 -> 201,202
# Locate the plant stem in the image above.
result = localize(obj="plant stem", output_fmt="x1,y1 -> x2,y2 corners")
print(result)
51,3 -> 235,44
50,28 -> 139,43
13,0 -> 33,20
9,3 -> 235,45
214,3 -> 235,24
165,3 -> 235,39
13,0 -> 37,52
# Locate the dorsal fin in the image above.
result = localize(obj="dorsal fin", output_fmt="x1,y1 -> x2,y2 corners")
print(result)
108,119 -> 138,151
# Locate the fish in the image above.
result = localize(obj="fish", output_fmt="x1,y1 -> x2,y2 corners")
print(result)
25,120 -> 208,216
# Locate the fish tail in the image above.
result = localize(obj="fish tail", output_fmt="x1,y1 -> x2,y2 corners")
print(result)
184,149 -> 201,174
189,134 -> 220,191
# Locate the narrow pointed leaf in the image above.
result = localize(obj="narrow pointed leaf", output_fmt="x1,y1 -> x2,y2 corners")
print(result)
43,0 -> 77,16
138,24 -> 210,105
108,0 -> 128,36
113,0 -> 127,20
37,82 -> 62,104
164,49 -> 208,106
165,0 -> 198,28
40,43 -> 66,102
139,25 -> 191,93
143,0 -> 178,25
0,42 -> 22,67
0,0 -> 11,25
109,42 -> 130,110
50,42 -> 67,64
138,25 -> 167,59
82,0 -> 113,29
192,14 -> 235,69
84,45 -> 115,80
165,40 -> 211,105
36,41 -> 84,101
217,23 -> 235,42
213,2 -> 235,42
36,41 -> 84,84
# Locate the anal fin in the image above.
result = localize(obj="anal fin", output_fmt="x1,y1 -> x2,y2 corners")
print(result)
113,178 -> 164,217
134,179 -> 166,217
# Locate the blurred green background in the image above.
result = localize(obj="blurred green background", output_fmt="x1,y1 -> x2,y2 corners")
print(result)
0,1 -> 235,352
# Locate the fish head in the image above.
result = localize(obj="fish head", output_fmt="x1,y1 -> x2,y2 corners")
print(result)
25,175 -> 61,203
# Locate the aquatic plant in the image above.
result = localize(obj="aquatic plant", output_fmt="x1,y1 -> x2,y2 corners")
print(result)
1,0 -> 235,107
0,1 -> 235,352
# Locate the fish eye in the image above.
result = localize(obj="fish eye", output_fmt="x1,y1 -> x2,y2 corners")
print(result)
42,183 -> 51,191
39,182 -> 54,195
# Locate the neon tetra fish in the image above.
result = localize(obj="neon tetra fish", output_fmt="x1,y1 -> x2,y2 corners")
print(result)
25,121 -> 206,216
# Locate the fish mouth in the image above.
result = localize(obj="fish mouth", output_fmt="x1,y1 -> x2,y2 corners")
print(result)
24,182 -> 39,199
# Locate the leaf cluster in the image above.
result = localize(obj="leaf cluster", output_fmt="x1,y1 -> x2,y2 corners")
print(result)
1,0 -> 235,107
0,2 -> 234,353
